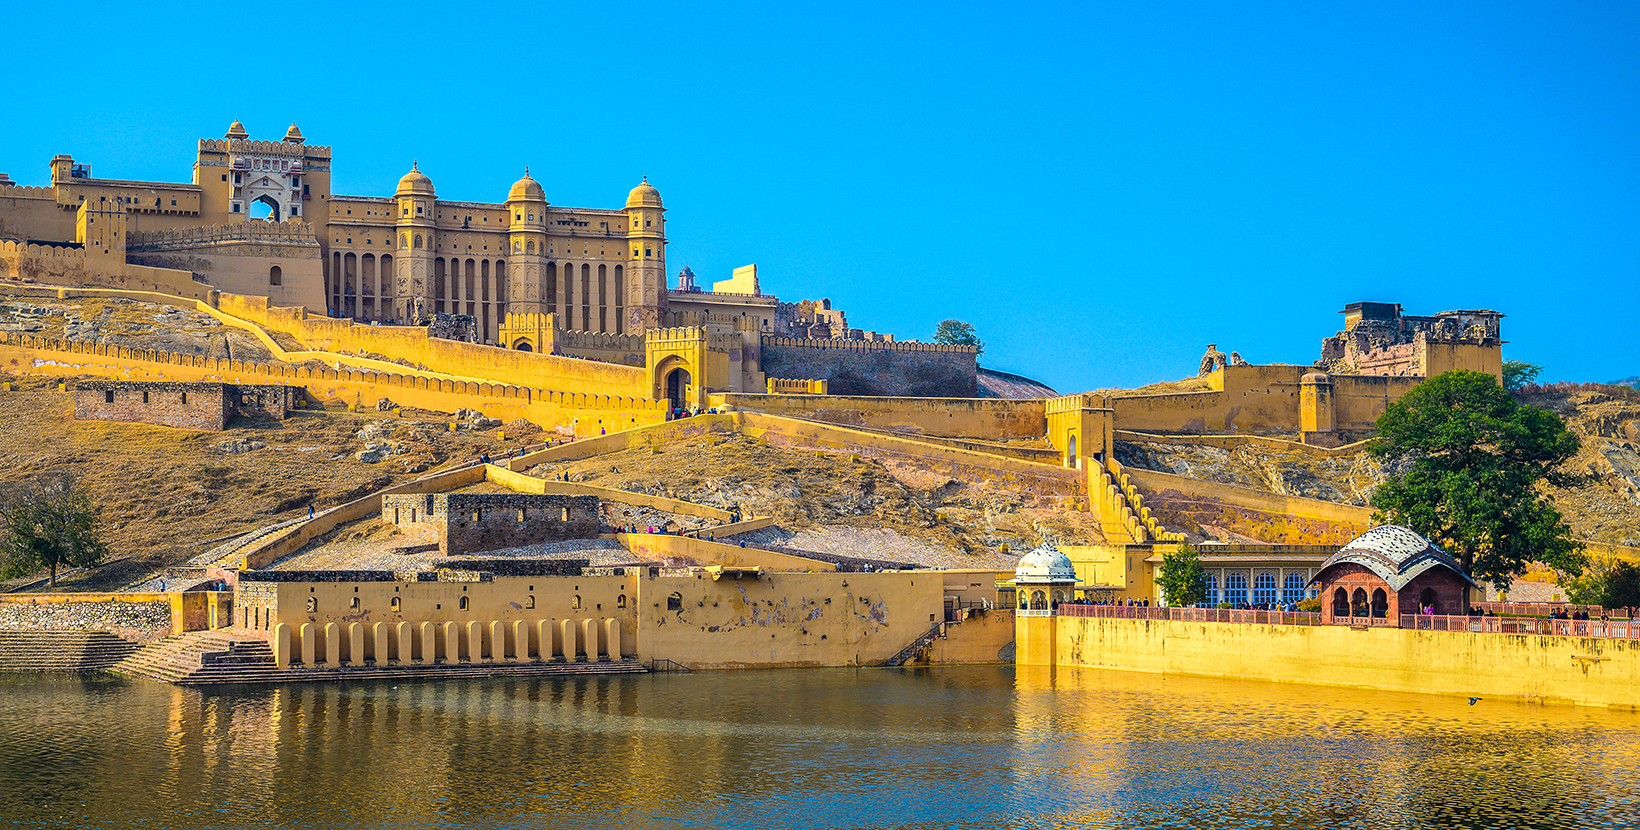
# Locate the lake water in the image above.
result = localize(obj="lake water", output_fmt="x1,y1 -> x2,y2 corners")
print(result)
3,666 -> 1640,829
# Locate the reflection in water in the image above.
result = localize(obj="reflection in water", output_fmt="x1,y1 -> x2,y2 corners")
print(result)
2,667 -> 1639,829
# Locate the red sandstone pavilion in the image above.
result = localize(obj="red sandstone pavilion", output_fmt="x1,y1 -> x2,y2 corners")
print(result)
1311,526 -> 1477,625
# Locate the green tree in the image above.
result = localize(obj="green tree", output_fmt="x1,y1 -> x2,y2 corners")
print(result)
1369,370 -> 1584,592
1158,545 -> 1207,607
1502,360 -> 1543,390
932,319 -> 984,356
1563,558 -> 1640,611
0,473 -> 109,588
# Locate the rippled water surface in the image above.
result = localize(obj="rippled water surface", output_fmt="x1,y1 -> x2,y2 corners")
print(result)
4,666 -> 1640,829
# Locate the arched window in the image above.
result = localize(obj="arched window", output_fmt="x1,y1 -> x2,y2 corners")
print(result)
513,240 -> 521,254
269,265 -> 282,286
349,597 -> 359,610
1371,588 -> 1388,618
1224,573 -> 1248,607
571,595 -> 582,610
1332,588 -> 1350,618
1203,574 -> 1219,606
1419,587 -> 1438,615
400,233 -> 408,248
390,597 -> 401,612
616,595 -> 626,608
1030,590 -> 1047,610
1282,573 -> 1306,605
1351,588 -> 1369,617
413,234 -> 423,249
525,595 -> 535,609
306,597 -> 317,613
459,596 -> 469,611
526,240 -> 535,254
667,592 -> 682,611
1253,572 -> 1277,607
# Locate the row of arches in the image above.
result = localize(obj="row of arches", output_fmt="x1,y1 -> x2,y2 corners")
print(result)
1331,586 -> 1441,619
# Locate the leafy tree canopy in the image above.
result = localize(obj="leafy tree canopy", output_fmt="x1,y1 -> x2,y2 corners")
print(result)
0,473 -> 108,588
1563,558 -> 1640,611
1502,360 -> 1543,390
1369,370 -> 1583,593
1158,545 -> 1207,607
932,319 -> 984,356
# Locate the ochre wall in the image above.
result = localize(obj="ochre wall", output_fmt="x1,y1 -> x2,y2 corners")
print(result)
1123,467 -> 1372,545
616,533 -> 837,572
633,570 -> 945,669
712,393 -> 1046,439
1039,615 -> 1640,708
927,609 -> 1016,664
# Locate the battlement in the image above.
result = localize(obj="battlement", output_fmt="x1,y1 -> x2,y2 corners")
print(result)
555,328 -> 643,352
0,184 -> 55,200
1045,393 -> 1110,414
127,221 -> 320,251
665,309 -> 764,330
0,239 -> 87,260
759,335 -> 975,354
645,326 -> 709,344
197,138 -> 333,158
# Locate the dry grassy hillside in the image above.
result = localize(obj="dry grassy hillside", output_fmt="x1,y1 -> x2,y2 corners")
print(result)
527,432 -> 1102,559
1115,387 -> 1640,547
0,377 -> 540,591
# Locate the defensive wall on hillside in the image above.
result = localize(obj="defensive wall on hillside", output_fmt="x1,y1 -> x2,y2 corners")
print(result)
710,392 -> 1045,438
0,241 -> 220,303
758,336 -> 978,398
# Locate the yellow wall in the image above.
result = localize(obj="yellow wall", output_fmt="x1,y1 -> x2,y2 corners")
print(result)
633,570 -> 945,669
1043,615 -> 1640,708
617,533 -> 836,572
1123,467 -> 1372,545
713,393 -> 1047,439
927,609 -> 1016,664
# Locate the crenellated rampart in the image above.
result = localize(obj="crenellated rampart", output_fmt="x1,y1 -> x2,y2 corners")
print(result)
127,221 -> 320,252
759,334 -> 977,397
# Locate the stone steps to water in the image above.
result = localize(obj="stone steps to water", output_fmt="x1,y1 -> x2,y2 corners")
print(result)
0,630 -> 140,672
112,630 -> 648,686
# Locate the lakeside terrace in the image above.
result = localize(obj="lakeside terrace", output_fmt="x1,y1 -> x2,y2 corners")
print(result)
1055,604 -> 1640,639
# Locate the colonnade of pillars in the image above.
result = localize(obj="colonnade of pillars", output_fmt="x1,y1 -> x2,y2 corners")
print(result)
269,618 -> 624,669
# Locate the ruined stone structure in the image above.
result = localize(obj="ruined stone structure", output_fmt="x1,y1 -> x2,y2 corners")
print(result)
1318,302 -> 1503,377
73,381 -> 296,430
382,493 -> 601,555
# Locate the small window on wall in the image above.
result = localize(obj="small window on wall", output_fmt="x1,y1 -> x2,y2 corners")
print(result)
459,596 -> 469,611
306,597 -> 317,613
232,203 -> 241,213
141,391 -> 149,404
616,594 -> 627,609
269,265 -> 282,286
391,597 -> 401,612
572,595 -> 582,610
525,595 -> 535,609
103,390 -> 114,403
667,593 -> 683,611
180,392 -> 188,404
350,597 -> 360,610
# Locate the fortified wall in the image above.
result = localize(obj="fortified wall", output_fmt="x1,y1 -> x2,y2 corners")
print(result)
383,492 -> 601,555
125,221 -> 321,309
759,336 -> 978,397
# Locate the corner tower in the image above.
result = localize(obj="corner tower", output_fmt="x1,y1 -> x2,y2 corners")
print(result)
624,177 -> 666,332
392,161 -> 436,320
505,168 -> 549,313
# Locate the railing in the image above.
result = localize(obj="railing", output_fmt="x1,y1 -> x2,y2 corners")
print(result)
1470,601 -> 1607,618
1015,609 -> 1057,618
648,658 -> 692,673
1401,615 -> 1640,639
1333,615 -> 1394,627
883,622 -> 947,666
1059,605 -> 1324,626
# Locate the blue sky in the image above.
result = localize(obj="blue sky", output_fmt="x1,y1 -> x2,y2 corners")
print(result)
6,1 -> 1636,392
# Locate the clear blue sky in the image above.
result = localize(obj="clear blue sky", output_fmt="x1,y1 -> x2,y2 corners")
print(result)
6,1 -> 1636,392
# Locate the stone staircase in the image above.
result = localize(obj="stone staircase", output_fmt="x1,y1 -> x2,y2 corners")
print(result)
0,630 -> 140,672
113,630 -> 648,686
882,621 -> 948,667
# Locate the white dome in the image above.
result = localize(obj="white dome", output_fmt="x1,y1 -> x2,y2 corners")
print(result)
1014,544 -> 1077,583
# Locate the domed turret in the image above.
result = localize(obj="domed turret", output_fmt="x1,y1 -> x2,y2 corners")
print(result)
396,161 -> 435,197
283,123 -> 305,144
625,176 -> 662,209
508,167 -> 546,202
1013,544 -> 1078,584
225,119 -> 248,140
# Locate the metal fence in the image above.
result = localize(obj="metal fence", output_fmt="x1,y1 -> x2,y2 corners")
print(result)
1058,605 -> 1324,626
1402,615 -> 1640,638
1469,601 -> 1607,618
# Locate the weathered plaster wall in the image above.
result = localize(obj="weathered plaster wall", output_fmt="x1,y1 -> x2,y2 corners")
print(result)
712,392 -> 1045,438
760,337 -> 977,397
1036,615 -> 1640,708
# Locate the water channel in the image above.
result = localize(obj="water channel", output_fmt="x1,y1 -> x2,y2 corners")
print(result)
3,666 -> 1639,829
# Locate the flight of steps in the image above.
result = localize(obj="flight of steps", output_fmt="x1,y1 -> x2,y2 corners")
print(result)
114,630 -> 648,686
0,630 -> 140,672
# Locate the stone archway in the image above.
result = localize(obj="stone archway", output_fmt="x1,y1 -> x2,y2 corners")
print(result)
665,367 -> 691,411
250,194 -> 282,222
513,340 -> 533,352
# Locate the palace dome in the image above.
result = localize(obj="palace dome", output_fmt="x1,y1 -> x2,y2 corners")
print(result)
1314,525 -> 1474,591
508,168 -> 545,202
396,161 -> 434,197
625,176 -> 662,209
283,123 -> 305,144
1013,544 -> 1077,583
225,119 -> 248,139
